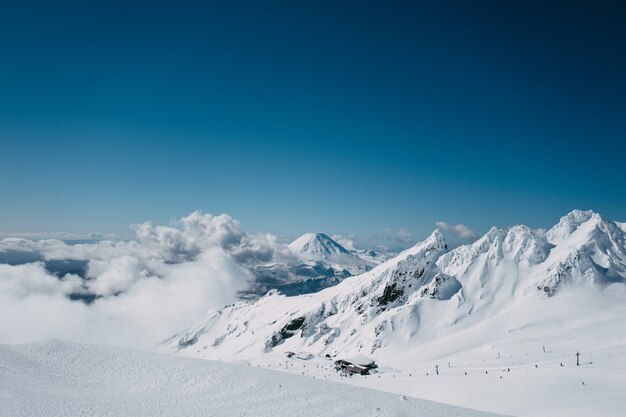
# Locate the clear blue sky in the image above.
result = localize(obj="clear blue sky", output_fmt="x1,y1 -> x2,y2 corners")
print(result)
1,1 -> 625,238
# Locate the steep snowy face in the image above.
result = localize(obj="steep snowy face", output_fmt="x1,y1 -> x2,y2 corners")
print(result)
545,209 -> 597,244
167,210 -> 626,364
536,212 -> 626,295
502,226 -> 552,265
344,229 -> 450,311
437,225 -> 550,280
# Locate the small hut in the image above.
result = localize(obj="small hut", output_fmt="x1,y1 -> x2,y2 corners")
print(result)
296,351 -> 313,360
334,354 -> 377,375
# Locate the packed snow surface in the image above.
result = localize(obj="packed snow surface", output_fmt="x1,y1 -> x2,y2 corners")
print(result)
0,340 -> 500,417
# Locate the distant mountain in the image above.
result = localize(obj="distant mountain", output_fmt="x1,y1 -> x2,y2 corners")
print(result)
289,232 -> 351,258
288,233 -> 391,268
240,232 -> 375,298
288,232 -> 374,275
165,210 -> 626,371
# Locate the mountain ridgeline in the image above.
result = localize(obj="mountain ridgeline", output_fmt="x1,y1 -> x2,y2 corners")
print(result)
166,210 -> 626,364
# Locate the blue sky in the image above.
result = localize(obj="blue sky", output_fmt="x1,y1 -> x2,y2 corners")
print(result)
1,1 -> 625,239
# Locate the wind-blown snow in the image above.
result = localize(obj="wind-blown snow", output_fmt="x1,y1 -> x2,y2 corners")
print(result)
0,340 -> 500,417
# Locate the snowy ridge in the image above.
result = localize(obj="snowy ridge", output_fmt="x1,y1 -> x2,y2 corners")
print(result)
545,209 -> 597,244
165,211 -> 626,367
536,211 -> 626,295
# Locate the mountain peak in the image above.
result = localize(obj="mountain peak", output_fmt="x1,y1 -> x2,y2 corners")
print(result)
288,232 -> 351,257
546,209 -> 600,244
424,228 -> 447,249
282,232 -> 375,279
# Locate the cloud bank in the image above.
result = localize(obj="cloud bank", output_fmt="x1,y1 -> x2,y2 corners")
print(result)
0,212 -> 279,349
1,212 -> 448,349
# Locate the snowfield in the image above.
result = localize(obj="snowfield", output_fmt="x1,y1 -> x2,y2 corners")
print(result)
0,340 -> 500,417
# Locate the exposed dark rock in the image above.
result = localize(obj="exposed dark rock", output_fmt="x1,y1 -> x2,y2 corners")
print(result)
266,316 -> 307,349
178,334 -> 199,348
377,283 -> 404,306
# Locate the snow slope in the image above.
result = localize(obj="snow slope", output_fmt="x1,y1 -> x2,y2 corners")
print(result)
0,340 -> 500,417
165,210 -> 626,416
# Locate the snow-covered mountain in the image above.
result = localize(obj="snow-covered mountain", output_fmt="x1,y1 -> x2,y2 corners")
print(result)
288,232 -> 374,275
242,233 -> 375,298
290,232 -> 351,257
166,210 -> 626,366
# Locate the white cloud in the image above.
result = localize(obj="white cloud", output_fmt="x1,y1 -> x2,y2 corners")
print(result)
0,251 -> 252,348
5,212 -> 469,349
332,234 -> 356,251
435,221 -> 477,239
87,255 -> 148,296
0,212 -> 262,349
